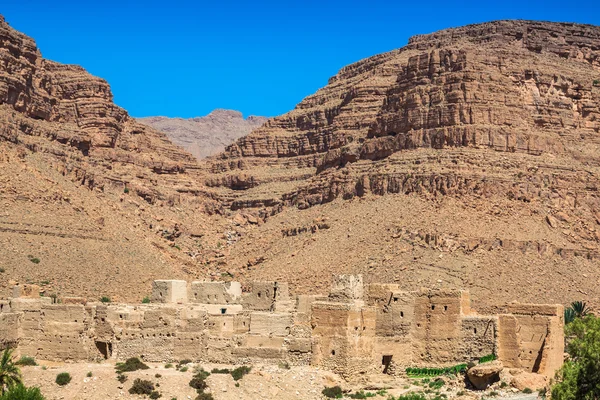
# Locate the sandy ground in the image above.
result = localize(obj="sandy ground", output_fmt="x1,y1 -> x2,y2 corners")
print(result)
19,361 -> 543,400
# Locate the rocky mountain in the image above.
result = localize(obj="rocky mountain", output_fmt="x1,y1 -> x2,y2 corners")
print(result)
2,17 -> 600,312
205,20 -> 600,311
138,110 -> 267,160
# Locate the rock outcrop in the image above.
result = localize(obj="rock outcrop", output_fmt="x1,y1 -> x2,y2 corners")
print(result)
138,110 -> 267,160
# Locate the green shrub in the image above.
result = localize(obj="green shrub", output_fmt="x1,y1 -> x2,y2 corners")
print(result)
456,391 -> 465,396
277,361 -> 290,369
210,368 -> 230,374
124,187 -> 130,194
195,393 -> 214,400
149,391 -> 162,399
86,371 -> 92,377
189,372 -> 209,392
117,374 -> 127,383
230,366 -> 251,381
16,356 -> 37,366
115,357 -> 149,373
142,297 -> 151,304
322,386 -> 343,398
0,384 -> 46,400
29,258 -> 40,264
489,391 -> 499,396
389,394 -> 427,400
100,296 -> 111,303
594,79 -> 600,86
478,354 -> 496,363
128,379 -> 154,395
178,359 -> 192,366
179,366 -> 189,372
164,363 -> 173,369
348,390 -> 376,399
55,372 -> 71,386
428,379 -> 444,390
0,268 -> 5,273
155,373 -> 162,378
522,388 -> 533,394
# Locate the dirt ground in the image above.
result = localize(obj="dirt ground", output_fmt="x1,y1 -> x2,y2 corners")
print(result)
20,360 -> 542,400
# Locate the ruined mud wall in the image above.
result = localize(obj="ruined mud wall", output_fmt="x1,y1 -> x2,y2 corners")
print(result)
0,277 -> 564,380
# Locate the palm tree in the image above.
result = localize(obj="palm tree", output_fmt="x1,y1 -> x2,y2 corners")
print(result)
571,301 -> 592,318
0,349 -> 22,394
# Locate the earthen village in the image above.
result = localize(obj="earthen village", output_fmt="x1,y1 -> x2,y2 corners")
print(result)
0,9 -> 599,400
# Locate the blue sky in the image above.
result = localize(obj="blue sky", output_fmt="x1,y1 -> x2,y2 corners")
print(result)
2,1 -> 599,118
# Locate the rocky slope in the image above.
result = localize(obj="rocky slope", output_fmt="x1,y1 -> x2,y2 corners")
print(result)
204,20 -> 600,311
0,15 -> 230,302
2,17 -> 600,312
138,110 -> 267,160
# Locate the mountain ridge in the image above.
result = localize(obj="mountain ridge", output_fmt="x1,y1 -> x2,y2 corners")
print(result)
1,17 -> 600,312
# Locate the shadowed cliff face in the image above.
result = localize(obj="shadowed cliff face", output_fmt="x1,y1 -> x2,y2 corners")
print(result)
2,16 -> 600,312
138,110 -> 268,160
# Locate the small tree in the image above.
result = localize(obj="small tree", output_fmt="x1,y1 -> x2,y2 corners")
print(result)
552,315 -> 600,399
0,349 -> 22,394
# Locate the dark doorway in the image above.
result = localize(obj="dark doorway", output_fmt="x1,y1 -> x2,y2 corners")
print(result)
382,355 -> 393,374
95,341 -> 112,359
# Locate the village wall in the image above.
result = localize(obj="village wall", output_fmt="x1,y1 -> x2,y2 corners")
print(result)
0,276 -> 564,380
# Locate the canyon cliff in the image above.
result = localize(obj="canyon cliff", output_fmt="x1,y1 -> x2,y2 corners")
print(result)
1,17 -> 600,312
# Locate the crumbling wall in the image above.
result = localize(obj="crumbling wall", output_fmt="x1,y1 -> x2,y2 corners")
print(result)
0,278 -> 565,379
190,281 -> 241,304
498,303 -> 564,377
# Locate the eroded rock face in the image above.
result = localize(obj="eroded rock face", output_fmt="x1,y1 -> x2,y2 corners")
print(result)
207,20 -> 600,209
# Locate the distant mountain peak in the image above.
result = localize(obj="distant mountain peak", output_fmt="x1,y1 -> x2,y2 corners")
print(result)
138,110 -> 268,160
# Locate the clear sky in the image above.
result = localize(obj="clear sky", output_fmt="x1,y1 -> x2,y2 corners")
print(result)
2,0 -> 599,119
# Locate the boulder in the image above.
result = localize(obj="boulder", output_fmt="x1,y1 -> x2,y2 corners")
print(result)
511,371 -> 547,391
467,361 -> 503,390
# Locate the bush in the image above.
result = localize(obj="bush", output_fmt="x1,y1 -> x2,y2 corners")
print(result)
165,363 -> 173,369
230,366 -> 251,381
149,391 -> 162,399
389,394 -> 427,400
0,384 -> 46,400
178,359 -> 192,366
210,368 -> 230,374
142,297 -> 151,304
129,379 -> 154,395
428,379 -> 444,390
124,187 -> 130,194
155,373 -> 162,378
189,370 -> 210,392
86,371 -> 92,377
195,394 -> 214,400
522,388 -> 533,394
115,357 -> 149,373
100,296 -> 111,303
28,256 -> 40,264
117,374 -> 127,383
179,366 -> 188,372
16,356 -> 37,366
278,361 -> 290,370
478,354 -> 496,363
348,390 -> 376,399
322,386 -> 343,398
594,79 -> 600,86
55,372 -> 71,386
